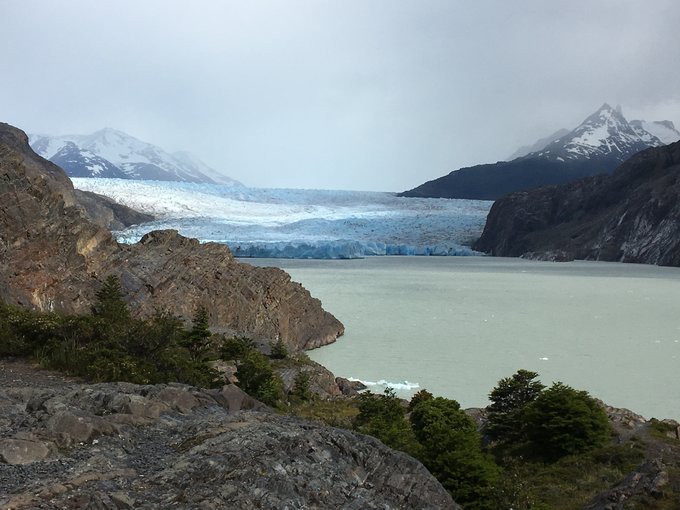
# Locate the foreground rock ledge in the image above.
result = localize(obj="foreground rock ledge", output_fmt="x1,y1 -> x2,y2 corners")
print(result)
0,122 -> 343,352
0,360 -> 457,509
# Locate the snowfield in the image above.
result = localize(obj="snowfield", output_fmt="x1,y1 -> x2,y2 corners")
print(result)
72,178 -> 492,259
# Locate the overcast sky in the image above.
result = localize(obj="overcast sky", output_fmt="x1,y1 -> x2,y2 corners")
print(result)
2,1 -> 680,191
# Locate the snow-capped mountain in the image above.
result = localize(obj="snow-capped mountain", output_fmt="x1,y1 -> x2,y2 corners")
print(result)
29,128 -> 242,186
402,103 -> 680,200
49,141 -> 128,179
531,103 -> 666,161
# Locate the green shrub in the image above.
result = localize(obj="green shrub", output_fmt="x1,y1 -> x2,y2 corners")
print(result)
92,274 -> 130,323
270,338 -> 288,359
236,350 -> 284,406
409,396 -> 500,510
220,336 -> 256,361
181,306 -> 212,362
291,371 -> 312,402
355,388 -> 421,457
486,369 -> 545,444
523,382 -> 610,460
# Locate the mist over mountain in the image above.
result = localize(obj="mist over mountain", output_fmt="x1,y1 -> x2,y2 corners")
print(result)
29,128 -> 242,186
401,104 -> 680,200
507,128 -> 571,160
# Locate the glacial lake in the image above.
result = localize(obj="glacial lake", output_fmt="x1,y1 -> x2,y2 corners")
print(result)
246,256 -> 680,421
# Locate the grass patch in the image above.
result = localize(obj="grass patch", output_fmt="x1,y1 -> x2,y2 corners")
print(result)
504,442 -> 645,510
289,397 -> 359,429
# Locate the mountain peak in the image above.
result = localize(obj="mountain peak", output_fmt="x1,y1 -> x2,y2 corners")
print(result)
534,103 -> 660,161
29,129 -> 243,186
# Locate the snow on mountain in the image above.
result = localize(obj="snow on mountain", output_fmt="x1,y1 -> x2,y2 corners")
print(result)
629,119 -> 680,145
71,178 -> 491,259
171,150 -> 242,186
507,128 -> 571,160
49,142 -> 128,179
532,103 -> 662,162
29,129 -> 242,185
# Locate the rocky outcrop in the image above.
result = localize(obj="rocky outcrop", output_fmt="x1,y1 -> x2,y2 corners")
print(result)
73,189 -> 154,231
474,141 -> 680,266
0,122 -> 343,351
0,360 -> 458,509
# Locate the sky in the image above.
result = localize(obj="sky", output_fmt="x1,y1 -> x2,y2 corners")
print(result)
2,1 -> 680,191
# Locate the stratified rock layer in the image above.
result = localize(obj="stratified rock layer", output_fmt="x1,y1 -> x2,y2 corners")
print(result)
0,123 -> 343,351
0,360 -> 458,510
474,141 -> 680,266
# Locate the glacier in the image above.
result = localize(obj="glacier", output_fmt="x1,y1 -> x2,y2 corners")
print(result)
72,178 -> 492,259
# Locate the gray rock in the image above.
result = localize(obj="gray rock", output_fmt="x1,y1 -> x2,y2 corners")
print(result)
0,360 -> 458,509
0,438 -> 50,465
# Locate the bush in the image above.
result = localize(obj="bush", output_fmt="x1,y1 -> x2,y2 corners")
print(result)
486,369 -> 545,444
355,388 -> 420,457
236,350 -> 284,406
291,371 -> 312,402
270,338 -> 288,359
0,283 -> 222,388
220,336 -> 256,361
523,382 -> 610,460
410,396 -> 500,510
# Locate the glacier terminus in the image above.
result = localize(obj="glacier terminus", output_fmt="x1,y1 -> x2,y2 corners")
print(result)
72,178 -> 492,259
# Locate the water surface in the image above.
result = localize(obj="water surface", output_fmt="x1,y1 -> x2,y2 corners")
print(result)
248,257 -> 680,420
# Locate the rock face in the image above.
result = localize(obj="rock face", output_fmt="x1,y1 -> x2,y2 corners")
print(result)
474,141 -> 680,266
73,189 -> 154,230
0,122 -> 343,351
0,360 -> 458,510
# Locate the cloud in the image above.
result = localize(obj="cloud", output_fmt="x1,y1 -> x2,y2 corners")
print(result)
2,0 -> 679,190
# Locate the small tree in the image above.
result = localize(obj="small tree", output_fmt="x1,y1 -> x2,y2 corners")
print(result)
523,382 -> 610,460
236,350 -> 284,406
182,306 -> 212,362
92,275 -> 130,323
291,371 -> 312,402
486,369 -> 545,443
270,337 -> 288,359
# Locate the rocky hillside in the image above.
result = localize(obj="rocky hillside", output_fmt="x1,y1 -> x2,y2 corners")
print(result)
474,140 -> 680,265
401,104 -> 678,200
0,359 -> 457,510
0,122 -> 343,352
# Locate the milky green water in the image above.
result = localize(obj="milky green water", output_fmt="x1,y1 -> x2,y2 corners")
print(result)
248,257 -> 680,420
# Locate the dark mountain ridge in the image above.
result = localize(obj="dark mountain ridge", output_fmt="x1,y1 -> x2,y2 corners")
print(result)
473,140 -> 680,266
